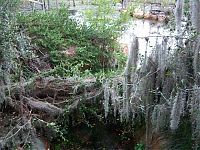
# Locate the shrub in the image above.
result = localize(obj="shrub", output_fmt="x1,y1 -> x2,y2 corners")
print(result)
17,8 -> 124,77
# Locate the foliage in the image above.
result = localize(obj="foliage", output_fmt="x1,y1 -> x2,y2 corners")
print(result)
134,143 -> 145,150
84,0 -> 130,38
3,0 -> 200,149
49,101 -> 142,149
17,7 -> 125,77
0,0 -> 21,106
48,102 -> 103,149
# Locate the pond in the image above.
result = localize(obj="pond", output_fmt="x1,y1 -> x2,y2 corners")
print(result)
69,5 -> 176,67
118,19 -> 173,56
21,1 -> 177,65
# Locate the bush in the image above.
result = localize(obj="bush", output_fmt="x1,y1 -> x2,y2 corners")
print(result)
17,8 -> 124,77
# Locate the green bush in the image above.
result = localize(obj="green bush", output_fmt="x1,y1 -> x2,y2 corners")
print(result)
17,8 -> 124,77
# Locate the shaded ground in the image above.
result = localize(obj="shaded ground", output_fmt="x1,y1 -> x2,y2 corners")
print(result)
0,107 -> 20,145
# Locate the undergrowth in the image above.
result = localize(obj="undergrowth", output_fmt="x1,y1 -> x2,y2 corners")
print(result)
49,102 -> 140,149
17,7 -> 126,78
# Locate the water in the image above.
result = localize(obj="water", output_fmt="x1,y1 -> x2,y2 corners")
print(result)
21,1 -> 178,62
69,5 -> 176,63
26,1 -> 179,67
118,18 -> 178,57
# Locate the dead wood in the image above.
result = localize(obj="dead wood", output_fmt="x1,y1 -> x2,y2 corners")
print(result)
23,97 -> 64,116
9,77 -> 97,100
3,77 -> 102,117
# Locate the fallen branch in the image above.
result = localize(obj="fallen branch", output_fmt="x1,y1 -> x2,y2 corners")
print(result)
7,77 -> 97,100
23,97 -> 64,116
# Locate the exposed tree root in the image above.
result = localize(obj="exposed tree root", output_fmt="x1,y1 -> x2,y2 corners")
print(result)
0,77 -> 103,148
